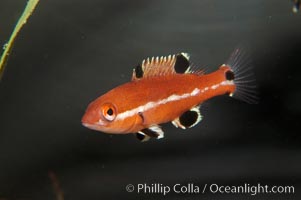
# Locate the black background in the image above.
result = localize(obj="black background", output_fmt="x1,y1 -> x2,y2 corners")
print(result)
0,0 -> 300,199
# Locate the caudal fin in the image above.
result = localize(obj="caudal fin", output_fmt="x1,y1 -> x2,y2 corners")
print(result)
225,47 -> 258,104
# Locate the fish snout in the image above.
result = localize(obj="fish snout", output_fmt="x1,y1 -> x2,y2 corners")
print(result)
81,110 -> 109,131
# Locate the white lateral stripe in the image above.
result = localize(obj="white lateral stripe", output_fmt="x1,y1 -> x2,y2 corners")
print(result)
116,88 -> 200,121
210,80 -> 234,90
116,80 -> 234,122
220,80 -> 234,86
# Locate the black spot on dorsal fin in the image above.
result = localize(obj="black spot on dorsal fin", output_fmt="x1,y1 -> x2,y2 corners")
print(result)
174,53 -> 191,74
132,55 -> 177,80
131,53 -> 193,81
134,64 -> 144,78
172,105 -> 202,129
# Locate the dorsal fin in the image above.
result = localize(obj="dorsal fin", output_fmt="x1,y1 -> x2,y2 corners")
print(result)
132,53 -> 192,81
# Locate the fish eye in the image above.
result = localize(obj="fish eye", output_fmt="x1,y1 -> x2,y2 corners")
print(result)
107,108 -> 113,116
225,70 -> 235,81
101,103 -> 116,121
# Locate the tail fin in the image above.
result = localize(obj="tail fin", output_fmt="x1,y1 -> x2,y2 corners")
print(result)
226,47 -> 258,104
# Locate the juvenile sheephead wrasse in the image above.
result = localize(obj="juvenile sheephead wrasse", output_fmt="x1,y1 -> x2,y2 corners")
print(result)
82,48 -> 257,142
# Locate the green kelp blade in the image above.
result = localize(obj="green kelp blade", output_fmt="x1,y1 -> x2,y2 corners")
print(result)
0,0 -> 39,80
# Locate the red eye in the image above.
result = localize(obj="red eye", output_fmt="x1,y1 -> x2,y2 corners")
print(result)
101,103 -> 116,121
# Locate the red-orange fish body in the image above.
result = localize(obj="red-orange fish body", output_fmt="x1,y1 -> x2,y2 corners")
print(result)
82,50 -> 256,141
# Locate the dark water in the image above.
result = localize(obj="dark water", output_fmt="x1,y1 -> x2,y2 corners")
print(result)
0,0 -> 301,199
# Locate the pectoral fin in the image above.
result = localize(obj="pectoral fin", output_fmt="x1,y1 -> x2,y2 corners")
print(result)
172,106 -> 202,129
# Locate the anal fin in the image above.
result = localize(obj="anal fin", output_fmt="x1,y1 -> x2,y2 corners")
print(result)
136,125 -> 164,142
172,106 -> 203,129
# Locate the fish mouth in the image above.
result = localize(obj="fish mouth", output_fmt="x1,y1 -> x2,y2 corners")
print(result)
82,122 -> 104,131
82,123 -> 93,128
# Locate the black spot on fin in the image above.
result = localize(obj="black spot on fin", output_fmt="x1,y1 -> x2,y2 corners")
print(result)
180,110 -> 198,127
134,64 -> 143,78
132,53 -> 194,81
140,128 -> 159,138
132,55 -> 176,80
172,106 -> 202,129
174,53 -> 190,74
136,132 -> 150,142
225,70 -> 235,81
137,125 -> 164,141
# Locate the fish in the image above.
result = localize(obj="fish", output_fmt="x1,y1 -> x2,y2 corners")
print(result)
81,48 -> 257,141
